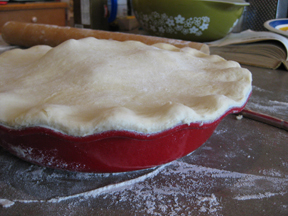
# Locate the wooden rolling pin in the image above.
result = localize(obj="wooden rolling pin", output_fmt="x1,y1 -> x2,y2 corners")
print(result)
1,21 -> 209,54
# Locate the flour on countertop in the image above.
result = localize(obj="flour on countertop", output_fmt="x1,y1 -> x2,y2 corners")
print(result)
246,85 -> 288,121
247,99 -> 288,113
1,160 -> 288,215
234,192 -> 286,201
251,85 -> 273,93
0,199 -> 15,208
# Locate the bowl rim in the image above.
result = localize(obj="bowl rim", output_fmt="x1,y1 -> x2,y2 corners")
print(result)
264,18 -> 288,37
187,0 -> 249,6
132,0 -> 249,6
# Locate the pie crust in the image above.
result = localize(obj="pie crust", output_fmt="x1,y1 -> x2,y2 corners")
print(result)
0,37 -> 252,136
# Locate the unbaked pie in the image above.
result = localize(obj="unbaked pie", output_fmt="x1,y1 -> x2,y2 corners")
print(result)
0,37 -> 252,136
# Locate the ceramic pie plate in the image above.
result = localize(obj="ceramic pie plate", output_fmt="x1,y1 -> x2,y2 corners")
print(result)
0,101 -> 249,173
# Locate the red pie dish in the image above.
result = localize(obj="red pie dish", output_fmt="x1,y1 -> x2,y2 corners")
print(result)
0,38 -> 252,173
0,104 -> 248,173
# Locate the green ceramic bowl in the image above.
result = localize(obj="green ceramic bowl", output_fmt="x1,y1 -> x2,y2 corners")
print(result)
132,0 -> 249,42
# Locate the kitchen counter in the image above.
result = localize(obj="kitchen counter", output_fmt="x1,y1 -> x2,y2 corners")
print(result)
0,37 -> 288,216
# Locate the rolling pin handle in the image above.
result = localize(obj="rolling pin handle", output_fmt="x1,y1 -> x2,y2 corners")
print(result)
31,17 -> 38,23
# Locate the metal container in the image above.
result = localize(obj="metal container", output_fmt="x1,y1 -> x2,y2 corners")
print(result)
239,0 -> 288,31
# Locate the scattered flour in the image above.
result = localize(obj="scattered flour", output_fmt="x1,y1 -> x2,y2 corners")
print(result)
252,86 -> 273,93
1,160 -> 287,215
234,192 -> 286,201
197,194 -> 221,213
213,128 -> 228,135
0,199 -> 15,208
247,98 -> 288,111
246,86 -> 288,121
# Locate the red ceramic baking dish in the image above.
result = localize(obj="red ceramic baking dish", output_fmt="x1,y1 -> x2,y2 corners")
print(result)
0,102 -> 248,173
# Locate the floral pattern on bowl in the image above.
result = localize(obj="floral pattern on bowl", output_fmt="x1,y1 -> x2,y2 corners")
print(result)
135,11 -> 210,37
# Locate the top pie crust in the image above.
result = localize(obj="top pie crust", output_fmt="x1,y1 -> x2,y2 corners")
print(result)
0,37 -> 252,136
